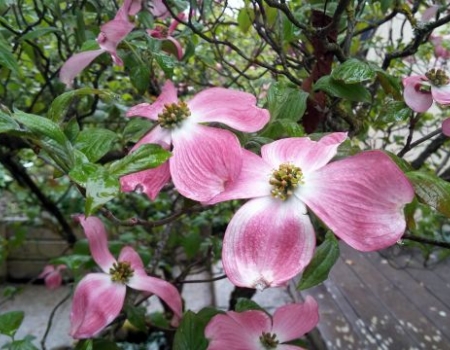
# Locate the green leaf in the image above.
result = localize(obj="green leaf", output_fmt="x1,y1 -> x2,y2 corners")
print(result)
63,117 -> 80,142
375,69 -> 402,100
0,110 -> 21,133
0,39 -> 20,75
69,162 -> 102,187
237,8 -> 254,33
91,339 -> 121,350
74,128 -> 118,162
48,88 -> 119,123
154,52 -> 175,78
130,65 -> 151,93
261,119 -> 305,139
122,117 -> 153,142
378,100 -> 412,122
74,339 -> 93,350
109,144 -> 171,176
314,76 -> 372,103
85,171 -> 120,216
50,254 -> 91,271
406,171 -> 450,217
331,58 -> 376,84
297,232 -> 340,290
0,311 -> 24,337
19,27 -> 60,41
125,305 -> 147,332
235,298 -> 265,312
173,309 -> 222,350
13,110 -> 74,169
267,82 -> 309,121
8,337 -> 39,350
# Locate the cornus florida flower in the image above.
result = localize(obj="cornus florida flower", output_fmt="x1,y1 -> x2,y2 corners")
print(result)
70,215 -> 182,339
147,13 -> 185,60
60,0 -> 135,87
205,296 -> 319,350
120,80 -> 270,202
403,69 -> 450,113
206,133 -> 414,289
38,265 -> 66,290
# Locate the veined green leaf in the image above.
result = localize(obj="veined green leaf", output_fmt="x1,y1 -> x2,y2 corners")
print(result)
19,27 -> 60,41
297,232 -> 340,290
0,40 -> 20,75
331,58 -> 376,84
314,76 -> 372,103
0,311 -> 24,337
48,88 -> 119,123
407,171 -> 450,217
85,171 -> 120,216
109,144 -> 171,176
74,128 -> 119,162
13,110 -> 74,169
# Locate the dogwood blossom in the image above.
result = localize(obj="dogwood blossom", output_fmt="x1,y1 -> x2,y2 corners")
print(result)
206,134 -> 414,289
38,265 -> 66,290
70,215 -> 182,339
60,0 -> 135,87
148,14 -> 185,60
403,69 -> 450,113
120,80 -> 270,202
205,296 -> 319,350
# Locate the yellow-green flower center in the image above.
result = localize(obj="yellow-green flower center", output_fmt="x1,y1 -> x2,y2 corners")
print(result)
269,163 -> 303,200
425,68 -> 450,87
157,101 -> 191,129
109,261 -> 134,284
260,332 -> 279,349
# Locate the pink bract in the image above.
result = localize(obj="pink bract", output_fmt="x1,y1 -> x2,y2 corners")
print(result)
206,134 -> 414,289
69,215 -> 182,339
60,2 -> 135,87
120,80 -> 270,202
402,74 -> 450,113
38,265 -> 66,290
205,296 -> 319,350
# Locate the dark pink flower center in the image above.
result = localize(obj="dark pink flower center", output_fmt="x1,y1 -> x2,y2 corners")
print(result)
425,68 -> 450,87
269,163 -> 303,200
259,332 -> 279,349
158,101 -> 191,129
109,261 -> 134,284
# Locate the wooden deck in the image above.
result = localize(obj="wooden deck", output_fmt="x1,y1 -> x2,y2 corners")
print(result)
301,243 -> 450,350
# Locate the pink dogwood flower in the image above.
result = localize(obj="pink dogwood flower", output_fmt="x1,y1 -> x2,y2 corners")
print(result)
120,80 -> 270,202
38,265 -> 66,290
430,34 -> 450,60
403,69 -> 450,113
60,1 -> 135,87
70,215 -> 182,339
148,14 -> 185,60
205,296 -> 319,350
206,133 -> 414,289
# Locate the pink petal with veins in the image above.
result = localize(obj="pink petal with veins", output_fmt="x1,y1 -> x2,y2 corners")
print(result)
442,118 -> 450,137
188,88 -> 270,132
120,161 -> 171,200
126,81 -> 178,120
299,150 -> 414,251
222,196 -> 315,289
205,310 -> 271,350
261,133 -> 347,174
70,273 -> 126,339
171,125 -> 243,202
76,215 -> 116,272
127,274 -> 183,320
59,49 -> 105,87
205,148 -> 272,205
431,84 -> 450,105
272,296 -> 319,342
403,76 -> 433,112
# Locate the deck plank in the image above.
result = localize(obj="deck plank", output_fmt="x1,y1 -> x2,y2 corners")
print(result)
301,243 -> 450,350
